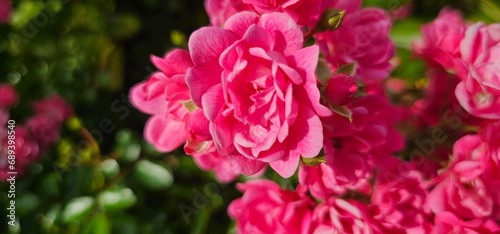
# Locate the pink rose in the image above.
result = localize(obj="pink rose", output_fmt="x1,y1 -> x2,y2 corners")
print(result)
205,0 -> 333,27
315,8 -> 394,82
427,135 -> 500,220
204,0 -> 249,27
310,197 -> 381,234
0,84 -> 18,109
299,163 -> 371,198
480,120 -> 500,166
455,62 -> 500,119
433,211 -> 500,234
321,94 -> 404,187
459,23 -> 500,66
129,49 -> 194,152
186,12 -> 330,177
228,180 -> 314,234
0,127 -> 40,180
190,141 -> 239,183
0,0 -> 11,24
33,95 -> 74,123
370,159 -> 433,234
454,23 -> 500,119
413,8 -> 467,69
25,114 -> 62,149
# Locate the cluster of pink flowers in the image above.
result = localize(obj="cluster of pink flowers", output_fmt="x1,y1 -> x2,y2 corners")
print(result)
0,84 -> 74,180
129,0 -> 500,232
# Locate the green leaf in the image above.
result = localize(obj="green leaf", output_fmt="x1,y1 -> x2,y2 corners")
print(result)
100,159 -> 120,178
10,1 -> 44,29
480,0 -> 500,22
16,193 -> 40,215
335,63 -> 356,76
98,187 -> 137,211
329,104 -> 353,122
134,160 -> 173,190
83,213 -> 110,234
61,196 -> 94,223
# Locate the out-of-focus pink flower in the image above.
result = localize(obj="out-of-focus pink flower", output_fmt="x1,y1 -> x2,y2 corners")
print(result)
324,73 -> 358,106
391,2 -> 412,20
0,109 -> 8,126
33,95 -> 74,123
299,163 -> 370,198
427,134 -> 500,220
321,94 -> 404,188
433,211 -> 500,234
315,8 -> 394,82
328,0 -> 361,14
0,0 -> 11,24
129,49 -> 194,152
205,0 -> 333,27
310,197 -> 381,234
186,12 -> 330,178
480,120 -> 500,166
0,127 -> 40,180
413,8 -> 467,69
412,68 -> 461,127
25,114 -> 62,149
370,159 -> 433,233
191,141 -> 239,183
228,180 -> 314,234
204,0 -> 248,27
0,84 -> 18,109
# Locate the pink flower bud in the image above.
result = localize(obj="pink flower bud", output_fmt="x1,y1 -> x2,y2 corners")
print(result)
325,74 -> 358,105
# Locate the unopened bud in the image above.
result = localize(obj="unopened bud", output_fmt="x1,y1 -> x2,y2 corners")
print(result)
325,74 -> 358,106
316,9 -> 346,32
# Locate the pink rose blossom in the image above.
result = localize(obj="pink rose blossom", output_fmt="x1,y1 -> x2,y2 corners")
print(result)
204,0 -> 333,27
0,84 -> 18,109
433,211 -> 500,234
370,159 -> 433,234
228,180 -> 314,234
26,114 -> 62,149
129,49 -> 194,152
315,8 -> 394,82
309,197 -> 381,234
33,95 -> 74,123
0,0 -> 11,24
455,62 -> 500,119
427,134 -> 500,220
0,127 -> 40,180
328,0 -> 361,14
321,94 -> 404,189
453,23 -> 500,119
299,163 -> 370,198
190,141 -> 239,183
459,23 -> 500,66
186,12 -> 330,177
413,8 -> 467,69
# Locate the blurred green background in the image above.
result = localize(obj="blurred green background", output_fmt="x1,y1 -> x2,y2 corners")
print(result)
0,0 -> 499,233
